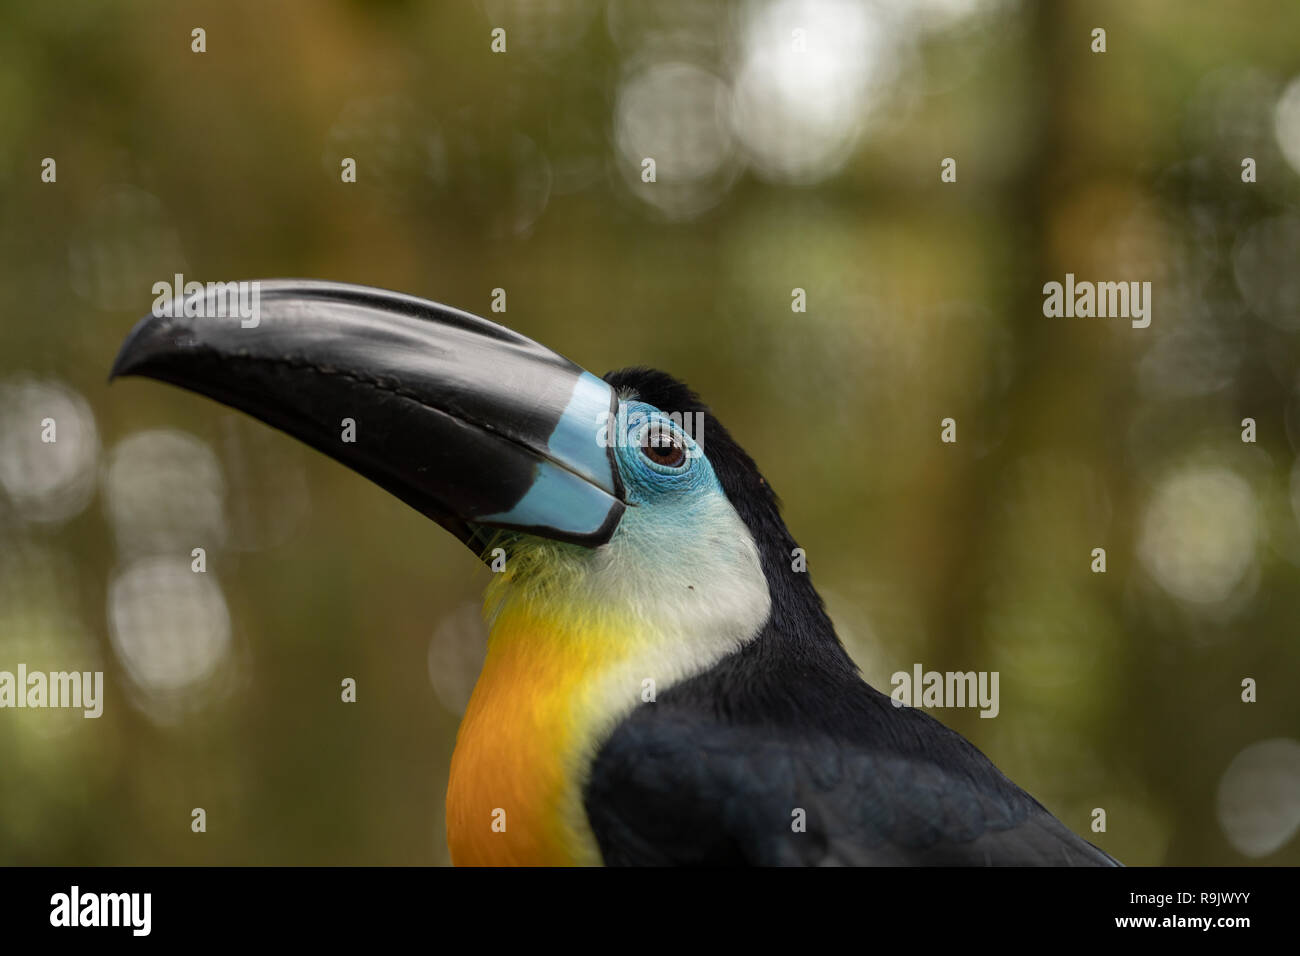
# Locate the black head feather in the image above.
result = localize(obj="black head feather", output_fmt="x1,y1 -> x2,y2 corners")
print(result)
589,369 -> 1117,867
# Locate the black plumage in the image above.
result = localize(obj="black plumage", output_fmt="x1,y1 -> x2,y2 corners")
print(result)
584,368 -> 1119,866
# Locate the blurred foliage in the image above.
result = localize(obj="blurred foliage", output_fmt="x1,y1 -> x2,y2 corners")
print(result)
2,0 -> 1300,865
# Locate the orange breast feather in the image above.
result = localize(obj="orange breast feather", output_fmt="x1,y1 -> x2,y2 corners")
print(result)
446,608 -> 607,866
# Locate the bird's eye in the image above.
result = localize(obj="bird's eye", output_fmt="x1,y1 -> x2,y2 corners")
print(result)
639,424 -> 687,470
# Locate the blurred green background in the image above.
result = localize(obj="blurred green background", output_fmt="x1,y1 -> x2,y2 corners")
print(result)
2,0 -> 1299,865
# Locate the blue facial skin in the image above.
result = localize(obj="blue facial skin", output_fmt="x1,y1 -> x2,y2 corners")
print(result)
611,400 -> 722,508
602,400 -> 754,589
478,393 -> 725,546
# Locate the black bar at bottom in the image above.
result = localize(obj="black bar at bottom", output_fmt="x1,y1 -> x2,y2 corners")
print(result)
0,865 -> 1282,942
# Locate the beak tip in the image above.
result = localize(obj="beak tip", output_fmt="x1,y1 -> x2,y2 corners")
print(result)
107,351 -> 131,383
108,314 -> 178,383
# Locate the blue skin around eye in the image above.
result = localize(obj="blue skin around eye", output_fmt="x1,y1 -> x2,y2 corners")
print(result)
613,401 -> 722,506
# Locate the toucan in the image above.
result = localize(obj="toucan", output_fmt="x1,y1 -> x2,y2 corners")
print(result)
111,280 -> 1119,866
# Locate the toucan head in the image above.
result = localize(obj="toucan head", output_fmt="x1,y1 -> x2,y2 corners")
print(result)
110,281 -> 790,635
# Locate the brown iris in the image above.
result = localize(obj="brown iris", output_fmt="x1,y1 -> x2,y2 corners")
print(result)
640,424 -> 686,469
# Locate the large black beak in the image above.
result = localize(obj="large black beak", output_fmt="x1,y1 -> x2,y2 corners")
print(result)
110,280 -> 625,551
